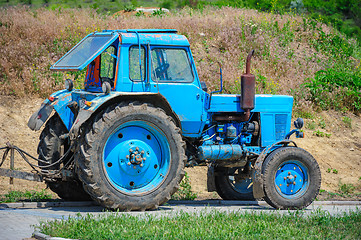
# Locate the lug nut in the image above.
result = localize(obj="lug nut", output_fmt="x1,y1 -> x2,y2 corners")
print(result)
126,155 -> 129,159
129,149 -> 133,153
127,162 -> 131,166
284,177 -> 286,180
143,157 -> 146,161
288,172 -> 291,175
140,164 -> 143,167
294,175 -> 297,178
141,150 -> 145,154
136,147 -> 139,150
293,182 -> 296,185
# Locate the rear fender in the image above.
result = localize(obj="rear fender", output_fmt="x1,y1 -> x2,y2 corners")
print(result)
68,92 -> 181,140
28,90 -> 73,131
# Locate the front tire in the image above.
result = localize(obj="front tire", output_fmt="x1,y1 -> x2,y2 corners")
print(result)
262,147 -> 321,209
76,103 -> 186,210
38,114 -> 91,201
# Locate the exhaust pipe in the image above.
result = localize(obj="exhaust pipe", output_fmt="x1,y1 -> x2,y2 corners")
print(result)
240,50 -> 255,121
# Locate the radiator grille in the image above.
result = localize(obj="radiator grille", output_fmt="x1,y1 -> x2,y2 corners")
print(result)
275,114 -> 287,140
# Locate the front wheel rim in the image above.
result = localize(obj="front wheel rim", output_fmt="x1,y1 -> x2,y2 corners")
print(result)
102,120 -> 171,195
274,160 -> 309,199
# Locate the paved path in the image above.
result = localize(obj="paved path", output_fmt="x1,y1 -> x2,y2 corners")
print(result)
0,200 -> 360,240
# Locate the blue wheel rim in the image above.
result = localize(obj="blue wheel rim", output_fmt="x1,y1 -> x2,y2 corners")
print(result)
274,160 -> 309,199
230,176 -> 253,194
228,169 -> 253,194
103,120 -> 170,195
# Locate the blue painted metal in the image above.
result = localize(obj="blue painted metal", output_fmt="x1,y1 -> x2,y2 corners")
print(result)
34,90 -> 75,131
274,160 -> 309,199
198,145 -> 243,161
103,120 -> 170,194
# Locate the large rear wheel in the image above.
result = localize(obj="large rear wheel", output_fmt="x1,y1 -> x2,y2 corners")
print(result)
262,147 -> 321,209
38,114 -> 91,201
76,103 -> 186,210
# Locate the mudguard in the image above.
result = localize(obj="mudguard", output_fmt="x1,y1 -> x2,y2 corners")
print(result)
28,102 -> 54,131
28,90 -> 74,131
68,92 -> 177,140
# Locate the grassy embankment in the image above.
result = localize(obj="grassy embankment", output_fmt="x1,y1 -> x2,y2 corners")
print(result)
0,6 -> 360,114
36,209 -> 361,239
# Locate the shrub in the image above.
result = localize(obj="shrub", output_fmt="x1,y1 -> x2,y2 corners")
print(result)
171,172 -> 197,200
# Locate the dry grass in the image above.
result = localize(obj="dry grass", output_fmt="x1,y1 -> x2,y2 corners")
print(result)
0,6 -> 357,98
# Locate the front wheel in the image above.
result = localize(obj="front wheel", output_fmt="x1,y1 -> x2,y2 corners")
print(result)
262,147 -> 321,209
38,114 -> 91,201
76,103 -> 186,211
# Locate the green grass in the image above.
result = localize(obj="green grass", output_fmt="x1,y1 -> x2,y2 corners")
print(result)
36,209 -> 361,239
0,189 -> 52,203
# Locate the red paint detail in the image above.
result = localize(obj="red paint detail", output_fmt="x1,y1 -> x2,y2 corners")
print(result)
48,96 -> 55,101
37,113 -> 42,119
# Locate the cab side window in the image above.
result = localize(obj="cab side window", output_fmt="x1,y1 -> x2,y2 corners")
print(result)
100,46 -> 116,81
129,46 -> 146,81
151,48 -> 193,82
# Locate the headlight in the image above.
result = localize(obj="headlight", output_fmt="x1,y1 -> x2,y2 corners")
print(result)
294,118 -> 304,129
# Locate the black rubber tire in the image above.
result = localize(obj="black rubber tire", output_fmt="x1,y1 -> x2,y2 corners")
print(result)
215,168 -> 255,200
38,114 -> 91,201
262,147 -> 321,210
76,102 -> 186,211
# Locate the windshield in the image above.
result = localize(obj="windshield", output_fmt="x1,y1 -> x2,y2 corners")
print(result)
51,34 -> 118,71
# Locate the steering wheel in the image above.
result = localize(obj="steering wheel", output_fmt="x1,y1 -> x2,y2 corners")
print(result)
155,63 -> 170,79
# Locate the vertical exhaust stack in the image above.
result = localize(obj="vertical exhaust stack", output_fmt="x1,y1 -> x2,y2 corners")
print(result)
241,50 -> 255,121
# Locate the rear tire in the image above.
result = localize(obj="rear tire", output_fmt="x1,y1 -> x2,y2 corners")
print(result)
38,114 -> 91,201
215,167 -> 254,200
262,147 -> 321,209
76,102 -> 186,210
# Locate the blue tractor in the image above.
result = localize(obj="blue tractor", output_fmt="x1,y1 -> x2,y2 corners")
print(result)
28,29 -> 321,210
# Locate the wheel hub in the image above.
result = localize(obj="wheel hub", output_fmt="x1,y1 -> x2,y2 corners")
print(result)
275,162 -> 307,196
127,147 -> 146,166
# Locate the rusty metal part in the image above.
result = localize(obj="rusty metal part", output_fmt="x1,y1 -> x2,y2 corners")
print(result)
9,143 -> 14,184
252,140 -> 298,199
213,113 -> 251,122
0,142 -> 78,183
214,159 -> 248,168
246,50 -> 255,75
240,50 -> 255,122
207,163 -> 217,192
0,168 -> 43,182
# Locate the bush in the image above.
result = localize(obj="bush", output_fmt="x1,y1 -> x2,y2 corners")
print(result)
171,172 -> 197,200
304,68 -> 361,112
